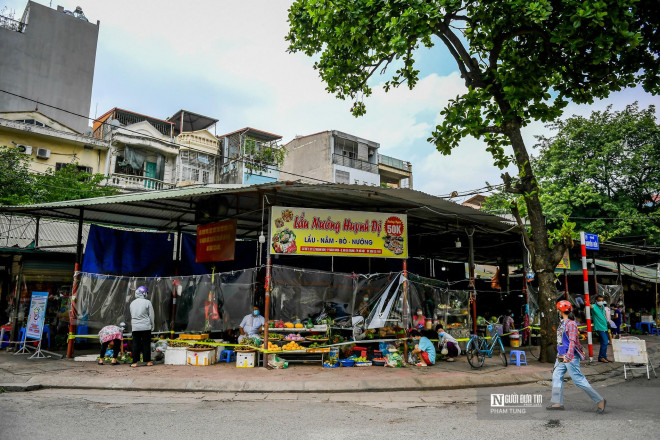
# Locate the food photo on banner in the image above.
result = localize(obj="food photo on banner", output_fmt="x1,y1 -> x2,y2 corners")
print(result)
269,206 -> 407,258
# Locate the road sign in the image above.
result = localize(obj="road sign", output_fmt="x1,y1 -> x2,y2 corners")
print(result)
584,233 -> 599,250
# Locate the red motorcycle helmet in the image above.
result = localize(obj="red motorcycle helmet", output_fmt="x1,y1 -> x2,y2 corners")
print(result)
556,300 -> 573,312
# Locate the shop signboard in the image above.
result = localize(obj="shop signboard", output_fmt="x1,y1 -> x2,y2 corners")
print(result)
25,291 -> 48,340
196,219 -> 237,262
269,206 -> 407,258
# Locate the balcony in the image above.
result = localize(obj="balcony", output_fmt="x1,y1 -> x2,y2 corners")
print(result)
108,174 -> 175,191
0,15 -> 26,33
332,154 -> 378,174
378,154 -> 410,171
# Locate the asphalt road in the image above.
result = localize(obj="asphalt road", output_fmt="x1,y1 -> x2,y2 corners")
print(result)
1,373 -> 658,440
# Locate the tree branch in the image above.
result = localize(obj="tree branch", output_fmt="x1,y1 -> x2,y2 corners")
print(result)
478,125 -> 505,135
489,27 -> 551,71
510,201 -> 535,263
501,172 -> 522,194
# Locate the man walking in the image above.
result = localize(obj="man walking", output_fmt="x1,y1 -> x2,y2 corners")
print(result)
591,294 -> 611,362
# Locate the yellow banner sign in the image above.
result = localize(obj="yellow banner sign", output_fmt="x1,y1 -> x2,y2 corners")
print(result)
269,206 -> 408,258
556,249 -> 571,270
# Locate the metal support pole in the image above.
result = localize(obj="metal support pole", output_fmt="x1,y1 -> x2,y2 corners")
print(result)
564,269 -> 569,300
656,263 -> 659,326
468,230 -> 476,334
34,216 -> 40,248
66,209 -> 84,359
580,232 -> 593,362
8,259 -> 23,349
402,259 -> 408,361
592,256 -> 599,299
263,255 -> 272,369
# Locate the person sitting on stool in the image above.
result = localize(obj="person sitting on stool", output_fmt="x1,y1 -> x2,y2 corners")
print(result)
238,305 -> 265,343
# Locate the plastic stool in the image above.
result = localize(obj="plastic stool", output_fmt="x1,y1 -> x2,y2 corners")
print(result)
219,349 -> 235,363
509,350 -> 527,366
42,324 -> 51,348
651,328 -> 660,336
75,324 -> 88,344
351,346 -> 368,358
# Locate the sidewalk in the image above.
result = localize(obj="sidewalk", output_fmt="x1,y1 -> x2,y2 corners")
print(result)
1,338 -> 656,393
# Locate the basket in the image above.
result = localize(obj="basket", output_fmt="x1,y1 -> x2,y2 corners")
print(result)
323,362 -> 340,368
339,359 -> 355,367
372,360 -> 386,366
305,337 -> 329,342
355,361 -> 372,367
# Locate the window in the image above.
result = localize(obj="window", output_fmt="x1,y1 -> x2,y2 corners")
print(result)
56,162 -> 93,174
179,149 -> 215,183
335,136 -> 358,158
335,170 -> 350,184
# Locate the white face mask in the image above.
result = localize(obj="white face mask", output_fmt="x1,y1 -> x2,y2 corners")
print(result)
363,298 -> 369,302
417,311 -> 422,316
597,301 -> 605,306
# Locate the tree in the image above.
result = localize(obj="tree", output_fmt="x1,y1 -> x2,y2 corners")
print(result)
0,145 -> 118,205
0,145 -> 36,205
287,0 -> 659,361
486,103 -> 660,245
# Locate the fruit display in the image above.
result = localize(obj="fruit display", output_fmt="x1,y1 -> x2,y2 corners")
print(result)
284,322 -> 294,328
330,335 -> 345,344
282,341 -> 305,351
260,341 -> 281,351
274,321 -> 285,329
285,333 -> 305,341
294,323 -> 304,329
306,335 -> 329,341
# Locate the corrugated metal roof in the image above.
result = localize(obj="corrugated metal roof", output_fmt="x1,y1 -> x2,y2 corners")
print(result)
0,182 -> 523,262
0,214 -> 90,253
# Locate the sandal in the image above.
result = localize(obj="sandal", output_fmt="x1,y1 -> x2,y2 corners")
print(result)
97,360 -> 104,365
130,363 -> 138,368
146,362 -> 153,367
597,399 -> 607,414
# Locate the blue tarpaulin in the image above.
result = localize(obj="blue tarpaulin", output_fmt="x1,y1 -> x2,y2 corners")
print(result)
82,225 -> 174,276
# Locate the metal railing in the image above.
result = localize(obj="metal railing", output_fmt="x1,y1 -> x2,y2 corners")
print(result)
332,154 -> 378,174
0,15 -> 26,32
378,154 -> 410,172
108,174 -> 175,191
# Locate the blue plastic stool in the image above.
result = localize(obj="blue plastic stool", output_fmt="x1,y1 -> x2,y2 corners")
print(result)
75,324 -> 88,344
219,349 -> 235,363
651,328 -> 660,336
509,350 -> 527,366
18,327 -> 26,344
42,324 -> 51,348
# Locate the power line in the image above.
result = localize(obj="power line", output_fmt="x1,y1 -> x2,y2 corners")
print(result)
1,88 -> 511,196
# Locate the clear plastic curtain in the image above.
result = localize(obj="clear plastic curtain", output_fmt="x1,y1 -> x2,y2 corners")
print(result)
74,268 -> 258,334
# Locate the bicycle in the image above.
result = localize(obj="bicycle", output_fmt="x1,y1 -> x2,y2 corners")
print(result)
465,324 -> 508,368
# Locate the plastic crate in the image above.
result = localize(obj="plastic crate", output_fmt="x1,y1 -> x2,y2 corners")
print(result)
179,333 -> 209,340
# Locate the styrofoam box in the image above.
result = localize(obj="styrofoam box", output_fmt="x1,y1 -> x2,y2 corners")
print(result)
641,315 -> 654,323
164,347 -> 188,365
187,349 -> 216,366
236,351 -> 256,368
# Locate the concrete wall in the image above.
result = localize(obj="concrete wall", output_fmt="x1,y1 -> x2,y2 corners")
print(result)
281,131 -> 332,183
0,123 -> 108,175
0,2 -> 99,133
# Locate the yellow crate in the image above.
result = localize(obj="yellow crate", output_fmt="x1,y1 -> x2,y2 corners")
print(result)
178,334 -> 209,340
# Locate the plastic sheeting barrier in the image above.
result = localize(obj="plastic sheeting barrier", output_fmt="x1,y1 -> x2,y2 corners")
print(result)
74,268 -> 258,334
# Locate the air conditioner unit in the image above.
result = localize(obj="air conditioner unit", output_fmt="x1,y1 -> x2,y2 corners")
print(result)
36,148 -> 51,159
17,144 -> 33,155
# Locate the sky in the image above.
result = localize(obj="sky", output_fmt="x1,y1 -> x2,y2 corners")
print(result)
2,0 -> 658,200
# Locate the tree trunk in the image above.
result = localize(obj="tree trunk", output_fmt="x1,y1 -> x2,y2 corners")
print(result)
508,125 -> 563,363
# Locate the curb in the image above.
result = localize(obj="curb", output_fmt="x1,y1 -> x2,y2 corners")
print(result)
1,345 -> 652,394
